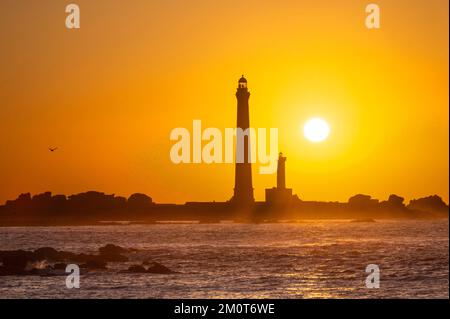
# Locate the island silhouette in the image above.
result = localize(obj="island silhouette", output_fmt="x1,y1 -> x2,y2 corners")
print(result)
0,189 -> 447,226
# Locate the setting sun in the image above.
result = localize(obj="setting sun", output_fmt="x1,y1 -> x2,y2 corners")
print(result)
303,118 -> 330,143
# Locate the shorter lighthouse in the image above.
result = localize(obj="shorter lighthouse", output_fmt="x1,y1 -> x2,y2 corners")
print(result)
265,153 -> 295,205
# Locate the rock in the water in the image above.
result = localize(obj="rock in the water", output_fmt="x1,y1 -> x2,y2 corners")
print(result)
33,247 -> 60,261
146,262 -> 175,274
80,259 -> 107,270
119,262 -> 175,274
0,247 -> 132,275
98,244 -> 127,255
0,250 -> 36,274
57,250 -> 78,261
53,263 -> 67,270
126,265 -> 147,273
97,244 -> 129,262
73,253 -> 98,263
98,253 -> 129,262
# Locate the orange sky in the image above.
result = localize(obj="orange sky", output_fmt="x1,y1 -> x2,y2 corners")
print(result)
0,0 -> 448,204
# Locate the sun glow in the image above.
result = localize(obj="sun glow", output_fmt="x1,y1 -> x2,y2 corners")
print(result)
303,118 -> 330,143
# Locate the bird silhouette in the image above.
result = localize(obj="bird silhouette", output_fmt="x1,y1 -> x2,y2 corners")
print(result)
49,147 -> 58,152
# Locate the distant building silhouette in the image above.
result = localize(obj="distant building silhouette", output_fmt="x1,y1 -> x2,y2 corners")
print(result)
231,76 -> 254,207
265,153 -> 295,205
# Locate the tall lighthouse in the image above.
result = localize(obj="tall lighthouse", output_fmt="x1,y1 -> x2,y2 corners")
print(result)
231,76 -> 255,207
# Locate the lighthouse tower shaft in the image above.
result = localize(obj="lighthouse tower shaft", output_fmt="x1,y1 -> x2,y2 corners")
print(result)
232,76 -> 254,206
277,154 -> 287,190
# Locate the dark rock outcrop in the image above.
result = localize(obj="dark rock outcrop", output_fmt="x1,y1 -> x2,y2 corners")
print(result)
122,265 -> 147,273
408,195 -> 449,214
146,262 -> 175,274
128,193 -> 153,209
0,250 -> 36,275
80,259 -> 107,270
34,247 -> 61,261
98,253 -> 128,262
52,263 -> 67,270
120,262 -> 175,274
99,244 -> 128,256
98,244 -> 129,262
0,244 -> 130,275
0,245 -> 177,276
348,194 -> 379,209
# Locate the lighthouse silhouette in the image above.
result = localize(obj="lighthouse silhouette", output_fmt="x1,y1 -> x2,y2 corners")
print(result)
231,76 -> 255,207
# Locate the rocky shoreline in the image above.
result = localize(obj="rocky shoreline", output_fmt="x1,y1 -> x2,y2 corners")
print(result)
0,244 -> 175,276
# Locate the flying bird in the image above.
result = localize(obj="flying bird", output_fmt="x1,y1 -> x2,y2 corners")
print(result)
49,147 -> 58,152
